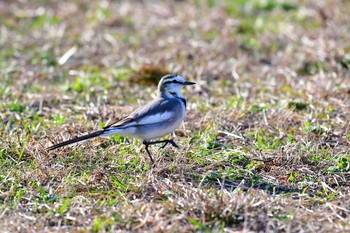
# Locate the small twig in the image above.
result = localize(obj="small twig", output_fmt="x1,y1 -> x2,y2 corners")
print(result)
218,130 -> 244,140
240,145 -> 274,163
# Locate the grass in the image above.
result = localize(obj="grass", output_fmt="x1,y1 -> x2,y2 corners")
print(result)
0,0 -> 350,232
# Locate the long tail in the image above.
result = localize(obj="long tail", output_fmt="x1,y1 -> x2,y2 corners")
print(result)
47,130 -> 105,151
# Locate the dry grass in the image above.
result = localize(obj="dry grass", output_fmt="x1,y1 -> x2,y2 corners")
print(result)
0,0 -> 350,232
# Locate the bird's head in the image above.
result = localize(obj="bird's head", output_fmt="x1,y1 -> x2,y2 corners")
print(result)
158,74 -> 195,98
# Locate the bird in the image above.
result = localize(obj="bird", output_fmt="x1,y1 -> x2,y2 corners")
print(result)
47,74 -> 196,164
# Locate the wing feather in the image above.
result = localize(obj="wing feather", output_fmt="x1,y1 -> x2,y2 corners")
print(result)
103,98 -> 178,129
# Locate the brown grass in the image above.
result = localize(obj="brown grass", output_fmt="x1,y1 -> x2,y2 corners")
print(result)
0,0 -> 349,232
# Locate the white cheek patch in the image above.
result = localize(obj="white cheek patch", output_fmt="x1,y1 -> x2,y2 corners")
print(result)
137,111 -> 173,125
167,84 -> 183,96
169,83 -> 182,90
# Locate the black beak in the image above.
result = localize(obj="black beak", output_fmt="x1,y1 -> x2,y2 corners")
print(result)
183,81 -> 196,85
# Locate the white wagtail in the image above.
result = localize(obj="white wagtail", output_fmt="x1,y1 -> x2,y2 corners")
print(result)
47,74 -> 195,164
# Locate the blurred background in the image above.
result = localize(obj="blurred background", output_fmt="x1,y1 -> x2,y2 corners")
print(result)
1,0 -> 349,99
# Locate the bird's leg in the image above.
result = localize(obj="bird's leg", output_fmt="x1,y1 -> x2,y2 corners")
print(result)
143,141 -> 155,164
145,139 -> 179,149
169,139 -> 179,148
160,141 -> 169,149
161,139 -> 179,149
143,140 -> 179,163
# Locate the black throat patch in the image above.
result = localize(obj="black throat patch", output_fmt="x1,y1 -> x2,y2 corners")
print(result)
169,92 -> 186,107
178,97 -> 186,107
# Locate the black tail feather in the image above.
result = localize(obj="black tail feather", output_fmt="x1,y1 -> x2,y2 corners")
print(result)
47,130 -> 104,151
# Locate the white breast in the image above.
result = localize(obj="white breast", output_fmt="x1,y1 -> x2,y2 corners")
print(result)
141,100 -> 186,140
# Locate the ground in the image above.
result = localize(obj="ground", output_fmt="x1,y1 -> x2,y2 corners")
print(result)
0,0 -> 350,232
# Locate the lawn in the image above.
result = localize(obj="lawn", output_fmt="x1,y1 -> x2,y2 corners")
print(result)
0,0 -> 349,232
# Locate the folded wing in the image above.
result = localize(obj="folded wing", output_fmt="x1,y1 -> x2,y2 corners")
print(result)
103,98 -> 178,129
